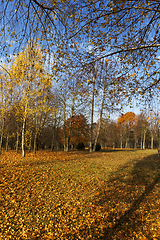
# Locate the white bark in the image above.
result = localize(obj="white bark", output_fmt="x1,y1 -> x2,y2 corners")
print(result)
93,83 -> 105,152
90,77 -> 95,152
22,104 -> 27,157
66,96 -> 74,151
143,130 -> 146,150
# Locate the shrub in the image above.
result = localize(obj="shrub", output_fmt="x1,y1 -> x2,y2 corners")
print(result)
76,142 -> 85,150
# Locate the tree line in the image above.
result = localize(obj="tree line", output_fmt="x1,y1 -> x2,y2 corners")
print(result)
0,42 -> 126,156
1,58 -> 160,155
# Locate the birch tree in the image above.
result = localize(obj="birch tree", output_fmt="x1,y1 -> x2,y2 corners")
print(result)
10,42 -> 52,157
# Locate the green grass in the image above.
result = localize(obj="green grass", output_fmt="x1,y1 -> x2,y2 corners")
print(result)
1,149 -> 160,239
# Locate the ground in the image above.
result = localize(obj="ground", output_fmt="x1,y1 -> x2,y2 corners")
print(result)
0,149 -> 160,239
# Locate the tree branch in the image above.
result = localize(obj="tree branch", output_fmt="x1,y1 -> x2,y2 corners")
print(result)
32,0 -> 56,11
89,44 -> 160,64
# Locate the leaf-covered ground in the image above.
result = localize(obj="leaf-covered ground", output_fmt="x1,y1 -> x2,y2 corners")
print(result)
1,149 -> 160,239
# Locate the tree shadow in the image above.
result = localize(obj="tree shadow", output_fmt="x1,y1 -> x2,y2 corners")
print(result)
92,154 -> 160,239
99,148 -> 144,153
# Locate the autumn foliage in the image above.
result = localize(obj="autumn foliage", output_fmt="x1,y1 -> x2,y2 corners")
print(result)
60,114 -> 89,148
117,112 -> 137,127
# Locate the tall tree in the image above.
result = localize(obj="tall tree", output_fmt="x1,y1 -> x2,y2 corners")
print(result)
92,59 -> 123,151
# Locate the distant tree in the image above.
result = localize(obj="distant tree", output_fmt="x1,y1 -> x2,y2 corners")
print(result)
98,118 -> 118,149
117,112 -> 137,149
135,113 -> 149,150
147,110 -> 160,149
61,114 -> 89,149
98,118 -> 110,149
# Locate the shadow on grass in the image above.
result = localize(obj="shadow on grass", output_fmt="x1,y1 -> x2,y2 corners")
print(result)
92,154 -> 160,240
100,148 -> 136,153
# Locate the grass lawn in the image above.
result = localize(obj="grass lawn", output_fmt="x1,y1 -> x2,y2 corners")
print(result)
1,149 -> 160,239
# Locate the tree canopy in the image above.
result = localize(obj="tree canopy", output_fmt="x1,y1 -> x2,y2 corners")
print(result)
0,0 -> 159,103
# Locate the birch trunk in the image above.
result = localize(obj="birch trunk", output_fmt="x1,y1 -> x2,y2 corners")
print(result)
90,78 -> 95,152
93,83 -> 105,152
22,116 -> 26,157
125,138 -> 128,148
22,104 -> 27,157
66,97 -> 75,152
113,141 -> 115,150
